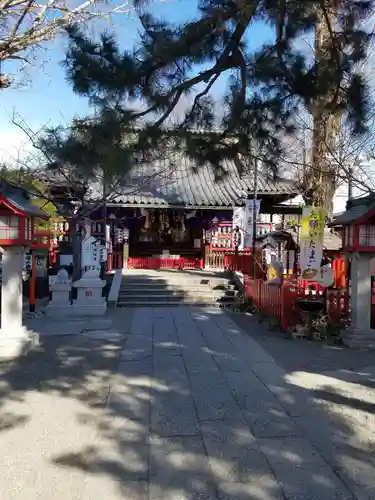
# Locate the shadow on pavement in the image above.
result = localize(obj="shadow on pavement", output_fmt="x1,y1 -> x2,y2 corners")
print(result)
0,282 -> 374,499
229,310 -> 375,497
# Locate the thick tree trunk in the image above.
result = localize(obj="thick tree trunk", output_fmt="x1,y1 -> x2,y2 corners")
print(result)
305,6 -> 341,215
308,113 -> 339,213
70,216 -> 82,282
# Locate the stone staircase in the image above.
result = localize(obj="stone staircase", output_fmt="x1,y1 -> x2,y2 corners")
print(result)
117,269 -> 238,307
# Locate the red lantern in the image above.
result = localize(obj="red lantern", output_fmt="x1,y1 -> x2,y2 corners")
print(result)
0,180 -> 47,247
331,194 -> 375,253
0,201 -> 35,246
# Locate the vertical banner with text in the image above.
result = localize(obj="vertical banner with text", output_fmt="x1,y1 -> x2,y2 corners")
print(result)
300,206 -> 326,280
232,206 -> 246,230
232,206 -> 246,251
244,199 -> 261,249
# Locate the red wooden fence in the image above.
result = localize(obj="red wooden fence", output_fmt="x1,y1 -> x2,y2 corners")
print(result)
244,276 -> 349,331
244,277 -> 299,330
223,253 -> 264,277
227,254 -> 347,288
127,257 -> 203,270
326,289 -> 350,324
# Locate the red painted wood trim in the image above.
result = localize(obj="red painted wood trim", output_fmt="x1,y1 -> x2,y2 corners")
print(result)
0,196 -> 28,216
350,205 -> 375,225
353,225 -> 359,249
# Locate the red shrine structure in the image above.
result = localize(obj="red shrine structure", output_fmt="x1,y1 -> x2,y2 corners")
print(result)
0,179 -> 46,246
43,154 -> 301,271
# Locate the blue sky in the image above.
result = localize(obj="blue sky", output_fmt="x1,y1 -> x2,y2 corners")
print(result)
0,0 -> 273,163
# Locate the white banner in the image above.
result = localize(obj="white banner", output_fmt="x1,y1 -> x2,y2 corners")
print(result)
300,206 -> 326,280
232,206 -> 246,251
105,224 -> 112,253
232,206 -> 246,230
81,236 -> 100,268
244,199 -> 261,248
99,245 -> 108,263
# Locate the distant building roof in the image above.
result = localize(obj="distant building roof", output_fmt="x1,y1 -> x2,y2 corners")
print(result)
257,227 -> 341,251
0,180 -> 48,219
105,155 -> 298,208
330,193 -> 375,226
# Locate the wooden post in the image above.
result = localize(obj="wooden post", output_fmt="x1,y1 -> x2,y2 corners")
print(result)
106,253 -> 112,273
29,249 -> 35,312
204,245 -> 210,269
123,242 -> 129,269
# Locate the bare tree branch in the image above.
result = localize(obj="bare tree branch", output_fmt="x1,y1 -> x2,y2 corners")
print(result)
0,0 -> 134,86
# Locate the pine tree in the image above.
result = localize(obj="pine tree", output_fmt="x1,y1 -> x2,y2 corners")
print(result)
62,0 -> 374,209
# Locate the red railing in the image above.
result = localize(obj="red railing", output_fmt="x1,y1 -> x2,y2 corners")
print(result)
127,257 -> 203,270
223,252 -> 264,278
244,276 -> 349,331
326,289 -> 350,324
227,254 -> 347,288
244,277 -> 298,330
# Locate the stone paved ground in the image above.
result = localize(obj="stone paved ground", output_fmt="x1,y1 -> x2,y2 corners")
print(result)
0,307 -> 375,499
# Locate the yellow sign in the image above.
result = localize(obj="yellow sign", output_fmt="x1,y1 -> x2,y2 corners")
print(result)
267,264 -> 277,281
300,206 -> 326,280
267,261 -> 284,281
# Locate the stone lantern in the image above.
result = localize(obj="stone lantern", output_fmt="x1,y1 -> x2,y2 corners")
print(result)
331,193 -> 375,347
0,180 -> 48,358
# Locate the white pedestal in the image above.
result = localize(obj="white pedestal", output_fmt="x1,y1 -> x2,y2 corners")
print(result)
345,254 -> 375,348
72,271 -> 107,316
45,282 -> 72,319
0,247 -> 38,359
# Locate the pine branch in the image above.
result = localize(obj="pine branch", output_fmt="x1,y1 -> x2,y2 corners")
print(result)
47,0 -> 375,207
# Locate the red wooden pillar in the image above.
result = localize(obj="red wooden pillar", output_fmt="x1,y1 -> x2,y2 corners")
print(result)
29,249 -> 36,312
48,239 -> 54,266
280,280 -> 297,331
106,253 -> 112,273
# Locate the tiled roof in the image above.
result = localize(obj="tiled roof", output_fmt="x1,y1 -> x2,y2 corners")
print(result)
0,180 -> 48,219
331,194 -> 375,225
109,155 -> 297,207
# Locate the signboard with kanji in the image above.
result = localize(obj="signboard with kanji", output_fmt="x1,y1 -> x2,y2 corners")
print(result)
99,245 -> 108,263
244,199 -> 261,248
81,236 -> 100,268
300,206 -> 326,281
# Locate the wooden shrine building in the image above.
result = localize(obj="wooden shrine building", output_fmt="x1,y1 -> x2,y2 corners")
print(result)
43,155 -> 301,270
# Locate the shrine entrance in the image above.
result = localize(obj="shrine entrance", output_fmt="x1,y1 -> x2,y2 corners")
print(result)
128,208 -> 204,267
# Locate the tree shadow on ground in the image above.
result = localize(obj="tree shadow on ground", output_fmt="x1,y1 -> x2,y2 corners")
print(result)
227,310 -> 375,374
229,310 -> 375,497
0,292 -> 374,499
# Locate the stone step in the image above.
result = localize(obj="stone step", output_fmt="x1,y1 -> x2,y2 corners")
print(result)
117,298 -> 235,307
120,282 -> 236,292
117,271 -> 236,308
121,280 -> 237,288
120,284 -> 222,292
117,294 -> 235,303
121,277 -> 233,287
119,288 -> 236,297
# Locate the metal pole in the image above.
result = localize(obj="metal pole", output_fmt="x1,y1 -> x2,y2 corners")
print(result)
252,159 -> 259,279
